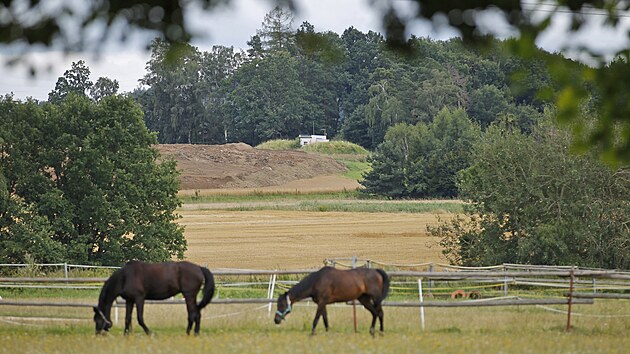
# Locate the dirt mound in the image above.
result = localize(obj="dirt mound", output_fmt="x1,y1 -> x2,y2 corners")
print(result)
156,144 -> 351,190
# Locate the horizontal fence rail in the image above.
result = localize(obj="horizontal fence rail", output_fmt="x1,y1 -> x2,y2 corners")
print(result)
2,261 -> 629,333
3,270 -> 630,283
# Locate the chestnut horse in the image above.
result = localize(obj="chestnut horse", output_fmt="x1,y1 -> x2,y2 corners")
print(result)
93,260 -> 215,336
274,266 -> 390,335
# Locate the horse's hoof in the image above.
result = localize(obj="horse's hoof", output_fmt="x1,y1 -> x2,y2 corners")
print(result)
378,331 -> 385,336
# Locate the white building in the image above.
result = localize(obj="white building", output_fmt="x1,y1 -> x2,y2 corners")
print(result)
299,134 -> 329,146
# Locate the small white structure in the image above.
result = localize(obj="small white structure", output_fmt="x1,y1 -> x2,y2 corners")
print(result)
299,134 -> 329,146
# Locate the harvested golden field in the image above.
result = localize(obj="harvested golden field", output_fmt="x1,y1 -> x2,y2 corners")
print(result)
180,210 -> 451,269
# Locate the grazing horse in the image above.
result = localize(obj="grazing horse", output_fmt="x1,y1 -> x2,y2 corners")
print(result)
92,260 -> 215,336
274,266 -> 390,336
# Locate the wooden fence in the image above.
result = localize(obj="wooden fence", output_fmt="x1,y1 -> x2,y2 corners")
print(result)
2,264 -> 629,332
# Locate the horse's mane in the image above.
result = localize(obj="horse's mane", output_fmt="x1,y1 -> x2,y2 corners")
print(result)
290,267 -> 327,298
99,267 -> 124,306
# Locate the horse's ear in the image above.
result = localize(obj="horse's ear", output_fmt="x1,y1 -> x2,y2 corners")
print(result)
92,306 -> 98,313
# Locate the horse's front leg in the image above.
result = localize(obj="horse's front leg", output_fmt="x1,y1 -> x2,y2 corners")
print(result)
124,300 -> 134,335
311,303 -> 326,335
135,299 -> 151,335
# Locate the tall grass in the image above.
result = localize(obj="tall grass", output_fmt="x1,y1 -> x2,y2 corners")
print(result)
255,139 -> 370,156
301,140 -> 369,155
223,200 -> 463,213
255,139 -> 301,150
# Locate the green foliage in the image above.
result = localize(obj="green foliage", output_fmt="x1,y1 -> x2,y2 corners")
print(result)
362,108 -> 480,198
255,139 -> 300,150
432,123 -> 630,269
2,1 -> 629,166
137,40 -> 243,144
224,51 -> 316,145
48,60 -> 93,103
0,91 -> 186,265
134,24 -> 558,156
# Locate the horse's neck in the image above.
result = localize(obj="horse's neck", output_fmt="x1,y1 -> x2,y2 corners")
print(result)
98,273 -> 121,316
289,276 -> 314,302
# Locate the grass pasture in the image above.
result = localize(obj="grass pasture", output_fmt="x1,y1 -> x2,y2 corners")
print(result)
1,300 -> 629,353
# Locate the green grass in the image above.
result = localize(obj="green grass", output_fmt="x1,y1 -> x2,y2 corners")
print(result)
179,190 -> 463,213
255,139 -> 370,157
222,200 -> 463,213
337,158 -> 370,180
255,139 -> 300,150
1,300 -> 628,353
301,140 -> 369,155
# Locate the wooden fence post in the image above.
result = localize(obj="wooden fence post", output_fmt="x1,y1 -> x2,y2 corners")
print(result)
418,278 -> 425,331
566,267 -> 575,333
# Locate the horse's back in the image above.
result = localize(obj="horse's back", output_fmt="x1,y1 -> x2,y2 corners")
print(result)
120,261 -> 203,300
312,267 -> 385,302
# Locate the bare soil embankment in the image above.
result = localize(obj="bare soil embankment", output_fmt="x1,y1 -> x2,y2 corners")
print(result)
156,143 -> 361,194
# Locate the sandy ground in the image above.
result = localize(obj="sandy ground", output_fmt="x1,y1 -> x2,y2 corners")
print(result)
179,210 -> 450,269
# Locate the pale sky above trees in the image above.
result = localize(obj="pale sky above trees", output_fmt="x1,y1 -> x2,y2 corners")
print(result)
1,0 -> 629,101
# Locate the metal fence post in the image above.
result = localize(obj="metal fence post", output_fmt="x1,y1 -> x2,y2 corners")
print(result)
267,273 -> 277,315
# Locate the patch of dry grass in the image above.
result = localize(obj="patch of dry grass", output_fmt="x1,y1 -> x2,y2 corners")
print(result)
179,210 -> 450,269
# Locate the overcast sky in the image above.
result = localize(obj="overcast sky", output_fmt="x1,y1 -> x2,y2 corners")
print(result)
1,0 -> 629,101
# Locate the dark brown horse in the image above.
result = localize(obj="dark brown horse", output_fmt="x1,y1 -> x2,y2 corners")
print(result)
274,266 -> 390,335
93,260 -> 215,336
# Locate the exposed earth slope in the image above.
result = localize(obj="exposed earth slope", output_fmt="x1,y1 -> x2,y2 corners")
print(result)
156,143 -> 360,192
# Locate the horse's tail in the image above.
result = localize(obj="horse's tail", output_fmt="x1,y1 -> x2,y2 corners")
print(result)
197,267 -> 215,309
376,268 -> 390,300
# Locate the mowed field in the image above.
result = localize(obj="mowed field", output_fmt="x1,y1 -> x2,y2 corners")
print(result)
3,198 -> 630,353
180,209 -> 450,269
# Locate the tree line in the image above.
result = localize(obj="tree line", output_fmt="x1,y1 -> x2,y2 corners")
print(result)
133,8 -> 554,150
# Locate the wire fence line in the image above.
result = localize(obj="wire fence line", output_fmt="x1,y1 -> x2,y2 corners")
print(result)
1,260 -> 629,333
1,261 -> 629,311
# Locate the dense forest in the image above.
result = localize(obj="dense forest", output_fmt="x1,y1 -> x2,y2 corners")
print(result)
133,8 -> 562,150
